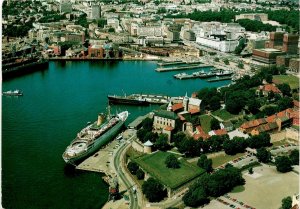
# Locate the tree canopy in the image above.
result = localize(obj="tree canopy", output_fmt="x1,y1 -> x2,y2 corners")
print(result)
256,147 -> 271,163
165,154 -> 180,169
275,156 -> 293,173
197,154 -> 213,172
142,178 -> 166,202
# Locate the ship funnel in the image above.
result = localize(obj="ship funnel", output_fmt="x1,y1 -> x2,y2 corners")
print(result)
97,113 -> 105,126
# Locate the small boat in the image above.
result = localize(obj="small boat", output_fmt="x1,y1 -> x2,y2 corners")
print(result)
3,90 -> 23,96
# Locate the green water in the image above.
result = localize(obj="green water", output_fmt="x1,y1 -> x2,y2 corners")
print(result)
2,61 -> 230,209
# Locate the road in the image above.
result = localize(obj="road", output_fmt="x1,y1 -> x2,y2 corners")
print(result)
113,135 -> 139,209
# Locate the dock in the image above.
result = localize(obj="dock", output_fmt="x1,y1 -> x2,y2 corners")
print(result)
157,61 -> 185,66
155,64 -> 212,72
207,76 -> 232,82
137,93 -> 170,104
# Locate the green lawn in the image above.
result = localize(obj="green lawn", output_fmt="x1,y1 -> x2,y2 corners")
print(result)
211,152 -> 245,168
271,139 -> 291,147
134,151 -> 205,189
273,75 -> 299,89
199,114 -> 213,133
212,109 -> 240,121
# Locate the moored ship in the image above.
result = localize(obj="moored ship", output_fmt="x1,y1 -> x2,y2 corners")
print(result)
62,109 -> 129,165
2,89 -> 23,96
108,94 -> 149,106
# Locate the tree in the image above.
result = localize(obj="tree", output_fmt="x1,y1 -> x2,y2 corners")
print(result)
281,196 -> 292,209
165,154 -> 180,169
277,83 -> 291,96
256,147 -> 271,163
173,132 -> 186,147
142,117 -> 153,131
223,58 -> 229,65
136,169 -> 145,180
248,167 -> 253,174
210,118 -> 220,130
209,96 -> 221,111
247,99 -> 260,114
183,187 -> 209,207
155,134 -> 169,151
127,162 -> 139,175
214,57 -> 220,62
197,154 -> 213,172
223,137 -> 247,155
237,62 -> 244,69
247,133 -> 270,149
277,97 -> 293,111
108,27 -> 115,33
144,132 -> 158,143
275,156 -> 292,173
137,128 -> 148,142
289,149 -> 299,165
142,178 -> 165,202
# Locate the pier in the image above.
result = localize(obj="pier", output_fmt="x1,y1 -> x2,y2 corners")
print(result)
156,64 -> 212,72
207,76 -> 232,82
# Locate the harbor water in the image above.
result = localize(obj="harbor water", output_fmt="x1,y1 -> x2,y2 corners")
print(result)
2,61 -> 230,209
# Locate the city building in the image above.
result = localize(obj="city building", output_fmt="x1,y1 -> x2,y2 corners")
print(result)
60,0 -> 72,14
235,13 -> 268,22
192,22 -> 245,52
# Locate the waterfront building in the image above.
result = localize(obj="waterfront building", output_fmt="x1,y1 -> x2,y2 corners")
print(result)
252,48 -> 286,64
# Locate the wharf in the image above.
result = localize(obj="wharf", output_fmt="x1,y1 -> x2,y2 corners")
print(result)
156,64 -> 212,72
49,57 -> 123,61
76,140 -> 118,175
157,61 -> 185,66
138,93 -> 170,104
207,76 -> 232,82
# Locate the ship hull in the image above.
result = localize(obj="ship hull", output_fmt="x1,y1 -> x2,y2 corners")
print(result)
64,120 -> 125,165
107,95 -> 149,106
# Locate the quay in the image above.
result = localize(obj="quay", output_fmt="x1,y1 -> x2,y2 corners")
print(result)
2,60 -> 49,79
207,76 -> 232,82
49,57 -> 123,61
157,61 -> 185,66
155,64 -> 212,72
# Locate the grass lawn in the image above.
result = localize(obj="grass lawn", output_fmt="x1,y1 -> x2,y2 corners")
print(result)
199,114 -> 213,133
271,139 -> 291,147
210,152 -> 245,168
273,75 -> 299,89
212,109 -> 240,121
231,185 -> 245,193
134,151 -> 205,189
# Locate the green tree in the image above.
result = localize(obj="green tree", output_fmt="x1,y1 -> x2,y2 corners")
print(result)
277,83 -> 291,96
183,187 -> 209,207
136,168 -> 145,180
127,162 -> 139,175
277,97 -> 293,111
223,58 -> 229,65
197,154 -> 213,172
275,156 -> 293,173
142,178 -> 165,202
237,62 -> 244,69
247,99 -> 260,114
214,57 -> 220,62
155,134 -> 169,151
289,149 -> 299,165
165,154 -> 180,169
248,167 -> 253,174
137,128 -> 148,142
108,27 -> 115,33
173,131 -> 186,147
256,147 -> 271,163
142,117 -> 153,131
209,96 -> 221,111
281,196 -> 292,209
144,132 -> 158,143
210,118 -> 220,130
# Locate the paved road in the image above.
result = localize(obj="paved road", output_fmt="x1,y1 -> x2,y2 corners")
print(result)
113,137 -> 138,209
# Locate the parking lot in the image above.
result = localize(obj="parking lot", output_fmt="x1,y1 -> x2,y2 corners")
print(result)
228,164 -> 299,209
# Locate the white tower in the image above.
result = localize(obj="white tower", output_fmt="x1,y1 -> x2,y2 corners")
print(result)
183,92 -> 189,111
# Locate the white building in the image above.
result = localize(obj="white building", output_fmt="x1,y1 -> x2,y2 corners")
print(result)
192,22 -> 245,52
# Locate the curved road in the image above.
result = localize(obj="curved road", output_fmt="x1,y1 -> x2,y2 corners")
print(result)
113,138 -> 138,209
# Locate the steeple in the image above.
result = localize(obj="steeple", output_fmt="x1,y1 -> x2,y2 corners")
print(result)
183,92 -> 189,111
167,100 -> 172,112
